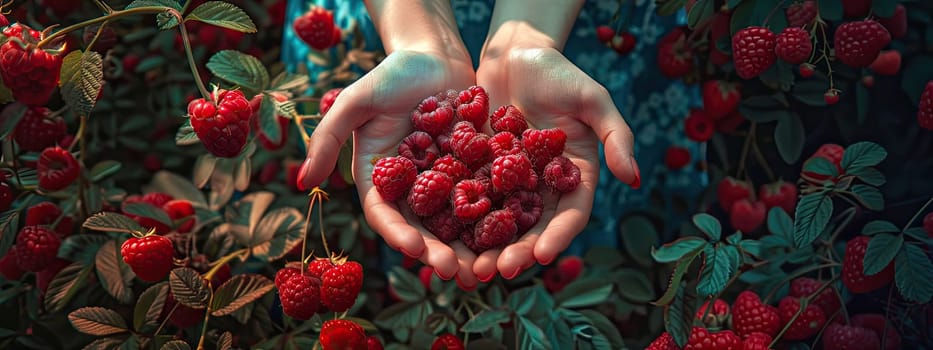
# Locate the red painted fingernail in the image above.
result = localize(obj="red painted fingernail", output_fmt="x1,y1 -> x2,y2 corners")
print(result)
478,273 -> 496,283
455,275 -> 476,291
629,158 -> 641,189
503,267 -> 523,280
435,268 -> 454,281
398,247 -> 422,259
296,159 -> 312,191
539,255 -> 555,265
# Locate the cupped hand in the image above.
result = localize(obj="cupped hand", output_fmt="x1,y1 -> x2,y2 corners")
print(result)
474,47 -> 640,281
297,50 -> 481,289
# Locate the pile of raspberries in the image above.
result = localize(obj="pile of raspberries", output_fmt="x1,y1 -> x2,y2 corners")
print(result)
371,86 -> 581,253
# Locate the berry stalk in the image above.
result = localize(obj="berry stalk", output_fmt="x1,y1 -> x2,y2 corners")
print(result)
177,20 -> 212,102
769,277 -> 839,347
37,6 -> 179,48
203,248 -> 248,282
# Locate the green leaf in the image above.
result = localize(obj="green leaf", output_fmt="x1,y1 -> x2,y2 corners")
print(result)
249,207 -> 305,261
579,310 -> 625,349
160,340 -> 191,350
802,157 -> 839,179
133,282 -> 168,332
894,243 -> 933,303
619,215 -> 659,266
186,2 -> 257,33
850,184 -> 885,211
730,0 -> 787,34
210,274 -> 274,316
59,50 -> 104,116
872,0 -> 897,17
687,0 -> 714,29
696,244 -> 734,297
841,142 -> 887,171
125,0 -> 182,11
656,0 -> 688,16
169,267 -> 209,309
258,93 -> 281,144
775,113 -> 805,164
518,316 -> 552,350
387,266 -> 426,303
767,207 -> 793,239
175,119 -> 200,146
0,76 -> 13,104
741,93 -> 788,109
862,220 -> 900,236
615,269 -> 655,302
794,193 -> 833,247
790,79 -> 829,106
846,167 -> 885,187
122,202 -> 173,227
269,71 -> 310,91
864,234 -> 904,275
58,233 -> 110,263
692,213 -> 722,241
95,240 -> 135,304
44,262 -> 93,313
509,287 -> 539,316
818,0 -> 843,21
156,11 -> 180,30
68,307 -> 129,336
83,212 -> 147,235
738,239 -> 764,257
555,278 -> 613,308
89,160 -> 122,182
653,247 -> 703,306
460,309 -> 510,333
652,237 -> 707,263
663,285 -> 692,348
373,301 -> 432,329
206,50 -> 269,92
0,103 -> 26,140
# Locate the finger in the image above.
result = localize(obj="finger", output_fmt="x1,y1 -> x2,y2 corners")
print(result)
360,187 -> 427,260
497,232 -> 539,280
533,160 -> 596,265
473,248 -> 501,282
298,87 -> 370,191
449,241 -> 479,290
420,236 -> 460,281
580,88 -> 640,188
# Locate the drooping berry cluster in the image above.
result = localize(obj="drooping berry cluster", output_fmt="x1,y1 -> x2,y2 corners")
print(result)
371,86 -> 581,253
274,257 -> 364,320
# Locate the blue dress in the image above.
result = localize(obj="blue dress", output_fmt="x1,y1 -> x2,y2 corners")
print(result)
281,0 -> 705,257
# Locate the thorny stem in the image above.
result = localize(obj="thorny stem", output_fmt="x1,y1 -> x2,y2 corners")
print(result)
902,196 -> 933,231
764,263 -> 842,304
38,6 -> 178,48
178,20 -> 212,102
736,122 -> 757,179
770,276 -> 840,347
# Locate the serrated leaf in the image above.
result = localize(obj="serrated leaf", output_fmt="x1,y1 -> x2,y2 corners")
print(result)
767,207 -> 793,240
125,0 -> 182,11
652,237 -> 707,263
663,285 -> 692,348
653,247 -> 703,306
169,267 -> 209,309
206,50 -> 269,92
175,119 -> 200,146
156,11 -> 180,30
864,233 -> 903,276
460,309 -> 510,333
388,266 -> 426,302
686,0 -> 713,29
850,184 -> 884,211
60,50 -> 104,116
794,193 -> 833,247
82,212 -> 147,234
373,301 -> 432,330
134,282 -> 168,332
217,332 -> 233,350
775,113 -> 805,164
0,103 -> 26,139
847,167 -> 886,186
68,307 -> 129,336
44,262 -> 93,313
518,316 -> 552,350
258,93 -> 281,144
250,207 -> 304,261
122,202 -> 173,226
692,213 -> 721,241
95,240 -> 135,304
186,2 -> 257,33
555,278 -> 613,308
696,244 -> 733,297
89,160 -> 122,182
802,157 -> 838,179
579,310 -> 626,349
58,234 -> 111,263
861,220 -> 899,236
894,243 -> 933,303
842,142 -> 887,171
270,72 -> 309,91
160,340 -> 191,350
210,274 -> 274,316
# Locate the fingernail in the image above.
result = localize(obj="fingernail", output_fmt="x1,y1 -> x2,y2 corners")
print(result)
296,159 -> 313,191
455,275 -> 476,291
503,267 -> 523,280
629,157 -> 641,189
478,273 -> 496,283
399,247 -> 422,259
538,255 -> 555,266
435,268 -> 454,281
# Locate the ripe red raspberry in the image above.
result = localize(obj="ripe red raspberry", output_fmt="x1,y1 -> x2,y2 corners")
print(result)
431,155 -> 471,183
423,207 -> 466,243
120,234 -> 173,282
372,156 -> 418,202
542,255 -> 583,293
474,209 -> 518,250
717,176 -> 752,213
799,63 -> 816,77
249,93 -> 290,151
407,170 -> 453,217
834,20 -> 891,68
824,89 -> 841,105
878,4 -> 907,39
435,89 -> 460,107
759,180 -> 798,215
141,192 -> 174,207
279,273 -> 321,320
657,29 -> 694,78
869,50 -> 901,76
802,143 -> 844,183
459,224 -> 483,254
274,266 -> 301,288
789,277 -> 841,316
320,260 -> 363,312
775,27 -> 812,64
366,336 -> 383,350
163,199 -> 196,233
730,199 -> 766,233
398,131 -> 440,170
924,212 -> 933,237
786,1 -> 816,27
435,133 -> 453,155
0,183 -> 12,213
610,32 -> 637,55
0,246 -> 25,280
412,95 -> 455,137
918,81 -> 933,130
122,195 -> 172,235
731,291 -> 781,338
455,86 -> 489,129
490,105 -> 528,136
596,25 -> 615,43
695,299 -> 730,322
732,26 -> 777,79
503,190 -> 544,233
25,201 -> 72,237
665,146 -> 691,170
778,296 -> 827,340
319,87 -> 342,115
452,179 -> 492,222
702,80 -> 741,120
842,235 -> 894,293
0,25 -> 63,106
37,147 -> 79,192
684,109 -> 714,141
451,123 -> 491,170
822,323 -> 880,350
188,89 -> 252,158
320,319 -> 367,350
294,6 -> 339,51
685,326 -> 741,350
488,132 -> 523,157
850,314 -> 901,350
522,128 -> 566,172
0,14 -> 7,27
491,154 -> 537,194
647,332 -> 677,350
12,107 -> 67,152
742,332 -> 773,350
430,333 -> 464,350
14,226 -> 60,272
543,156 -> 581,193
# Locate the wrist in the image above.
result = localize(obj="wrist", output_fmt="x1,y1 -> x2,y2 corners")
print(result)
480,0 -> 584,64
365,0 -> 470,61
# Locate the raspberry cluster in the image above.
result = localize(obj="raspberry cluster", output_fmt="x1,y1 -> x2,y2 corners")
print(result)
371,86 -> 581,253
275,258 -> 363,320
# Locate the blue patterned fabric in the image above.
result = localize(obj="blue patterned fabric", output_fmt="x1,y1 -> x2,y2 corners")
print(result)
282,0 -> 706,256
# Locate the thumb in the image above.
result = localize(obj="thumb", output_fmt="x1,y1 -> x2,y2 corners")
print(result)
581,89 -> 640,189
297,88 -> 369,191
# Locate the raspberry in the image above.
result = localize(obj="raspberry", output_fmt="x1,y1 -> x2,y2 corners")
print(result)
742,332 -> 773,350
274,266 -> 301,288
307,257 -> 335,280
14,226 -> 60,272
431,155 -> 471,183
163,199 -> 196,233
717,176 -> 752,213
430,333 -> 464,350
834,20 -> 891,68
759,180 -> 798,215
120,234 -> 174,282
729,199 -> 766,232
142,192 -> 174,207
610,32 -> 637,55
0,14 -> 7,27
319,88 -> 342,115
918,81 -> 933,130
0,25 -> 63,106
775,27 -> 812,64
799,63 -> 816,77
435,133 -> 453,155
695,299 -> 730,321
25,201 -> 72,237
160,292 -> 203,329
802,143 -> 844,182
657,28 -> 694,78
503,190 -> 543,233
0,246 -> 25,280
542,255 -> 583,293
543,156 -> 581,193
685,327 -> 741,350
320,319 -> 367,350
646,332 -> 677,350
459,226 -> 482,254
731,291 -> 781,338
491,154 -> 537,194
279,273 -> 321,320
488,131 -> 523,157
294,6 -> 339,51
122,195 -> 172,235
491,106 -> 528,136
789,277 -> 842,317
411,95 -> 455,137
452,179 -> 492,222
455,86 -> 489,129
702,80 -> 741,120
450,123 -> 491,170
665,146 -> 691,170
474,209 -> 518,250
423,207 -> 465,243
878,4 -> 907,39
366,336 -> 384,350
869,50 -> 901,76
320,260 -> 364,312
822,323 -> 881,350
435,89 -> 461,107
188,89 -> 252,158
12,107 -> 66,152
778,296 -> 827,340
732,26 -> 777,79
596,25 -> 615,43
684,109 -> 714,141
850,314 -> 901,350
37,147 -> 80,192
397,131 -> 440,170
372,156 -> 418,202
785,1 -> 817,27
842,235 -> 894,293
824,89 -> 841,105
521,128 -> 567,172
407,170 -> 453,217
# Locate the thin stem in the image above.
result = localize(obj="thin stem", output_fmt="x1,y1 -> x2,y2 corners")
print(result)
67,116 -> 87,154
902,196 -> 933,231
154,302 -> 180,337
203,248 -> 247,281
178,20 -> 212,102
770,276 -> 840,347
196,288 -> 213,350
317,192 -> 331,258
84,20 -> 109,53
817,20 -> 835,89
38,6 -> 178,48
751,138 -> 776,182
294,114 -> 312,145
826,206 -> 858,245
736,122 -> 757,179
764,262 -> 841,304
300,195 -> 315,274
